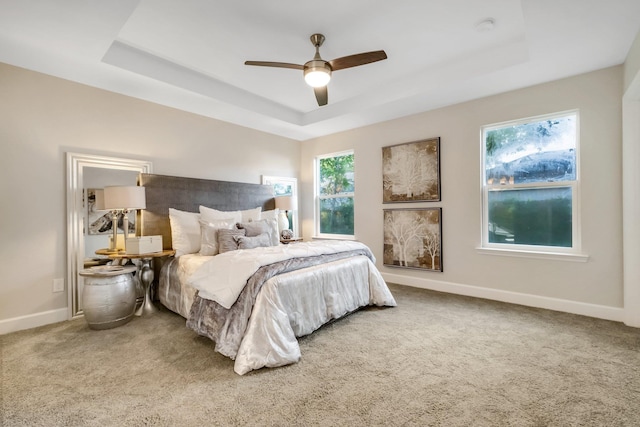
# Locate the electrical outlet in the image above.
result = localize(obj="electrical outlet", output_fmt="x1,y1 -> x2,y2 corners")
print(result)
53,278 -> 64,293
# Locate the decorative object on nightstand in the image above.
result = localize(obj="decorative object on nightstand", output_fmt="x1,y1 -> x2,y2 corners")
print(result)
103,185 -> 146,253
275,195 -> 298,239
280,237 -> 303,244
79,265 -> 137,330
125,235 -> 163,255
96,249 -> 175,316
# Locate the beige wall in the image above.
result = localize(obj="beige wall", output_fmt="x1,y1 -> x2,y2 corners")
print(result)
0,62 -> 299,326
301,66 -> 624,316
0,60 -> 628,331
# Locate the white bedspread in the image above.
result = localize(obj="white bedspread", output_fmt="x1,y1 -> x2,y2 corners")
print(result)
188,240 -> 375,309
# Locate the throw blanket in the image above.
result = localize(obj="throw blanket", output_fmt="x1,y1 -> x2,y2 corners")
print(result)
188,240 -> 375,308
186,247 -> 375,360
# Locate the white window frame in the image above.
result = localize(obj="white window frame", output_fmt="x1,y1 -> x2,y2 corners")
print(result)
314,150 -> 355,240
478,110 -> 588,262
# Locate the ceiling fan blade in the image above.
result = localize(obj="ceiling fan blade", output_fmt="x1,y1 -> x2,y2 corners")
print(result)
244,61 -> 304,70
329,50 -> 387,71
314,86 -> 328,106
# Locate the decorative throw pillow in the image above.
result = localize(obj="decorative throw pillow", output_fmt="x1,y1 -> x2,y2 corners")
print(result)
199,218 -> 235,256
235,233 -> 271,250
237,219 -> 279,246
236,220 -> 268,237
217,228 -> 246,254
168,208 -> 201,257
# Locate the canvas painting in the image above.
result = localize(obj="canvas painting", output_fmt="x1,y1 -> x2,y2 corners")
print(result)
383,208 -> 442,271
261,175 -> 297,197
85,188 -> 134,235
85,188 -> 109,235
382,137 -> 441,202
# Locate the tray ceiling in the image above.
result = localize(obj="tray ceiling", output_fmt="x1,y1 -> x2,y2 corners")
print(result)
1,0 -> 639,140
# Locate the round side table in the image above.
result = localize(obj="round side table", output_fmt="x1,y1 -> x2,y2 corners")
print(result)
79,265 -> 137,330
95,249 -> 175,316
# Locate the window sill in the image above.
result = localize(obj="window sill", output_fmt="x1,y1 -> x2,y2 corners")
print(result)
476,247 -> 589,263
312,235 -> 356,241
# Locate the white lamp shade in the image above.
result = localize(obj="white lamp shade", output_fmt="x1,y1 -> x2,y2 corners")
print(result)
93,189 -> 106,211
103,186 -> 146,210
275,195 -> 298,211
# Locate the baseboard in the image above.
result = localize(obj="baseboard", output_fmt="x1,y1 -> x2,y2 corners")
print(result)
0,276 -> 626,335
382,272 -> 625,323
0,308 -> 68,335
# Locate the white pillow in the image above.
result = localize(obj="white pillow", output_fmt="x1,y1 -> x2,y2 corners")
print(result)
260,208 -> 280,220
240,206 -> 262,222
168,208 -> 201,257
199,205 -> 240,224
199,218 -> 236,256
262,217 -> 280,246
199,205 -> 262,223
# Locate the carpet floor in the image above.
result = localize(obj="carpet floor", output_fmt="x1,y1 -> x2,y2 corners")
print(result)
1,283 -> 639,426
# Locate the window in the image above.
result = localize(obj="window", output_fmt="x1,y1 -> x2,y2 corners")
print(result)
315,150 -> 355,238
481,111 -> 580,255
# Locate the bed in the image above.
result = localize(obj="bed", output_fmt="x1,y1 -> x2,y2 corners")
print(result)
137,173 -> 396,375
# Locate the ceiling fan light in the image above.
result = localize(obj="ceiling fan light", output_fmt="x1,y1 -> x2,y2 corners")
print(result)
304,60 -> 332,88
304,70 -> 331,87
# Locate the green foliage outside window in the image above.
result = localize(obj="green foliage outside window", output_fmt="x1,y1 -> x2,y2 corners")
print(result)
319,197 -> 354,235
318,153 -> 354,235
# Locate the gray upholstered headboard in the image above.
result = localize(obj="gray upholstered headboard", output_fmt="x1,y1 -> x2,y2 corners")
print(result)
136,173 -> 275,250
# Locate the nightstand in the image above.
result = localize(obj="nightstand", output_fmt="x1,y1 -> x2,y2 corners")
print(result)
95,249 -> 175,316
79,265 -> 137,330
280,237 -> 303,244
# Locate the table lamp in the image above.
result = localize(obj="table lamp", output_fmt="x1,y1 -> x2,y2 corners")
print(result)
103,186 -> 146,252
275,195 -> 298,238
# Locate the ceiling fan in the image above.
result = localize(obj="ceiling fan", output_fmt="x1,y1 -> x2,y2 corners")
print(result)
245,34 -> 387,107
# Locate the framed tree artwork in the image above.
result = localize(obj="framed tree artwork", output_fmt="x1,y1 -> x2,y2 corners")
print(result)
382,137 -> 441,202
383,208 -> 442,271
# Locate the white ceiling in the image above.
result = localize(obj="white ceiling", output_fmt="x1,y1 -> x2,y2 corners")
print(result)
1,0 -> 639,141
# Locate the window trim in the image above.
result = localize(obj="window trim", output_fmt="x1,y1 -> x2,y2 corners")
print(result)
480,110 -> 585,258
475,247 -> 589,262
314,149 -> 355,240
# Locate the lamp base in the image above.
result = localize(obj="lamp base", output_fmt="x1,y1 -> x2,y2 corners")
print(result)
278,211 -> 289,234
109,211 -> 119,251
108,233 -> 126,252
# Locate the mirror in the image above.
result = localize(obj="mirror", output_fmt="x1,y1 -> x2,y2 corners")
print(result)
66,152 -> 152,318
